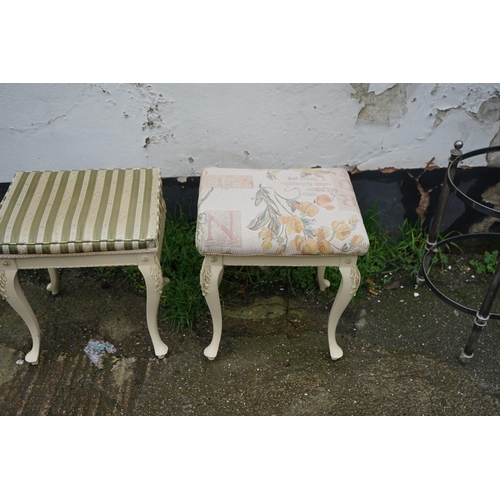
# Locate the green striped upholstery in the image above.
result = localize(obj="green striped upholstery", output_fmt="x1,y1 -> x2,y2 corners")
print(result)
0,167 -> 165,254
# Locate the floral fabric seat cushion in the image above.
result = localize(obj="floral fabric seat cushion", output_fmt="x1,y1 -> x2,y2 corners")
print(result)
196,167 -> 369,257
0,167 -> 164,255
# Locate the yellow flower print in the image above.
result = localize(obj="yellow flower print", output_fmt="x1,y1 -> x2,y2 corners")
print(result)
331,221 -> 351,240
294,201 -> 319,217
315,194 -> 334,211
261,239 -> 273,251
317,239 -> 334,254
349,215 -> 359,228
303,238 -> 318,254
275,245 -> 286,255
315,225 -> 334,254
259,227 -> 273,251
290,235 -> 306,252
279,215 -> 304,234
291,236 -> 317,254
259,227 -> 273,240
315,226 -> 331,240
351,234 -> 364,247
337,224 -> 351,241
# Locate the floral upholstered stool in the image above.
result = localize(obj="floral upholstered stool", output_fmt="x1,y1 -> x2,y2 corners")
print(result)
0,167 -> 169,364
196,167 -> 370,360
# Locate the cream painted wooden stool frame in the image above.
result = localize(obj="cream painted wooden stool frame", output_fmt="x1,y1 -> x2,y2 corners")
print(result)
0,167 -> 169,365
0,245 -> 169,365
200,254 -> 361,360
196,166 -> 369,361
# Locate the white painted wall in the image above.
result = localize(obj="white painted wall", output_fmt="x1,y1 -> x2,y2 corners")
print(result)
0,83 -> 499,182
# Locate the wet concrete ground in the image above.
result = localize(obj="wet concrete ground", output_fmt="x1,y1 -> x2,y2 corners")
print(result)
1,262 -> 500,416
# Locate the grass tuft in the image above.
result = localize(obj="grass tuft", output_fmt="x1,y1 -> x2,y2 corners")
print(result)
159,210 -> 205,330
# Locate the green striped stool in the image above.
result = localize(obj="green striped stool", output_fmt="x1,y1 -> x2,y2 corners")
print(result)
0,167 -> 169,364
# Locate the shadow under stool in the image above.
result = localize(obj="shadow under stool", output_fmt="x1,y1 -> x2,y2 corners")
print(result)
0,167 -> 169,364
195,166 -> 370,361
418,140 -> 500,363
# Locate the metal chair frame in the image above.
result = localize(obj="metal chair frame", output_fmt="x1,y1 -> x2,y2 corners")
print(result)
418,141 -> 500,363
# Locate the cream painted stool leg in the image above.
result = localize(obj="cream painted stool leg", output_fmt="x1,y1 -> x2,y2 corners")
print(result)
2,268 -> 41,365
327,263 -> 361,360
138,258 -> 169,359
317,266 -> 330,292
47,268 -> 60,295
201,257 -> 224,360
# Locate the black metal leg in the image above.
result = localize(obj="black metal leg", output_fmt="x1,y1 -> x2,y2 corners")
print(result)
458,258 -> 500,363
417,141 -> 463,285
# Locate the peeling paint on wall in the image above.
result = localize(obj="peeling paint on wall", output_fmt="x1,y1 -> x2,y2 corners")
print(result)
433,90 -> 500,129
475,92 -> 500,123
350,83 -> 410,124
0,83 -> 499,182
368,83 -> 397,95
487,127 -> 500,166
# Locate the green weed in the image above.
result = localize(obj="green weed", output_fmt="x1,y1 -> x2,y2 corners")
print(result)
469,250 -> 499,274
158,210 -> 205,330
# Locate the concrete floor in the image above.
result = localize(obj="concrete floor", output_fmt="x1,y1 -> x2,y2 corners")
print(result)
1,263 -> 500,416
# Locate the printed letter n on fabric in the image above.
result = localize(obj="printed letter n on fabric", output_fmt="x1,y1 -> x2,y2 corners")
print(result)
203,211 -> 242,248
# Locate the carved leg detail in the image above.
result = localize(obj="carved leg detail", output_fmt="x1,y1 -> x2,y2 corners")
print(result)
317,266 -> 330,292
138,259 -> 169,359
2,270 -> 41,365
47,268 -> 60,295
201,257 -> 224,360
327,266 -> 360,360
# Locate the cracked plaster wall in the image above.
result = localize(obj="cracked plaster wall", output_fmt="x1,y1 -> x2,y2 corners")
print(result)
0,83 -> 499,182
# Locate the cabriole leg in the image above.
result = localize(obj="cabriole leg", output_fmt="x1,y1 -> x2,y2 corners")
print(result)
138,258 -> 169,359
47,268 -> 60,295
2,268 -> 41,365
327,265 -> 360,360
201,257 -> 224,360
317,266 -> 330,292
